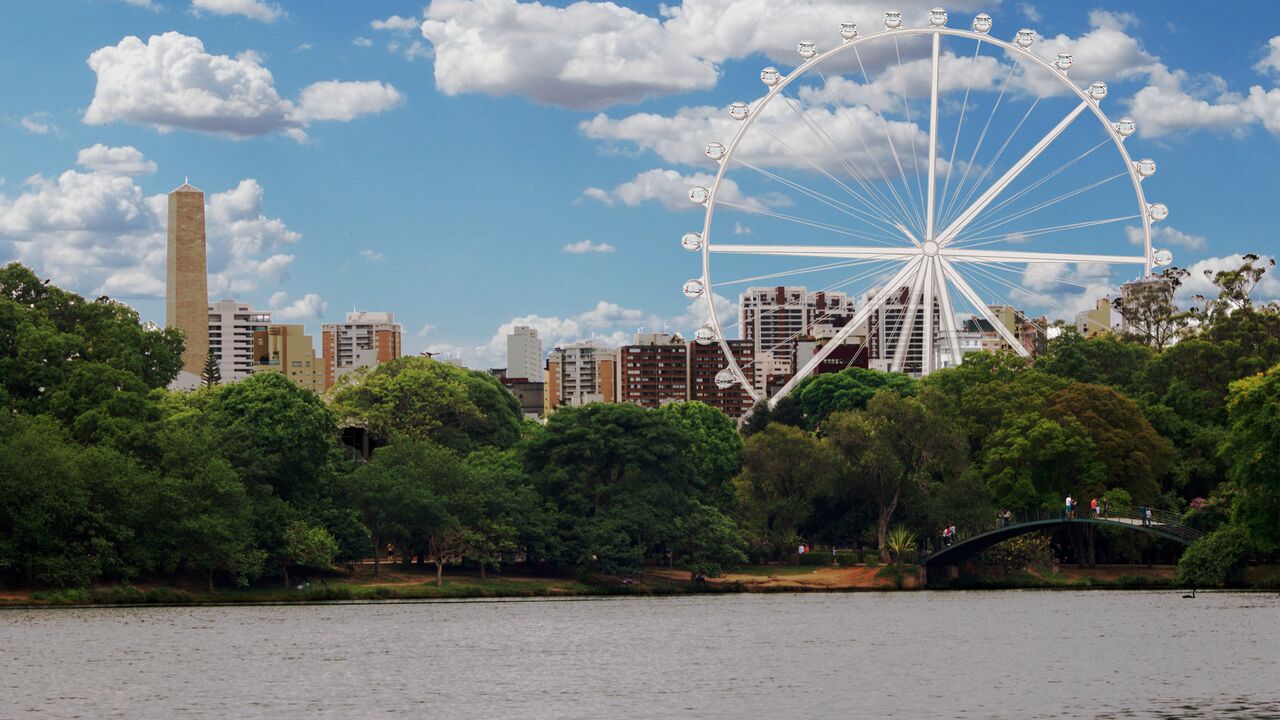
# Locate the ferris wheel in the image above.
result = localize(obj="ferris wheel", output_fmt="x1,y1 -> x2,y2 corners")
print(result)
681,7 -> 1171,407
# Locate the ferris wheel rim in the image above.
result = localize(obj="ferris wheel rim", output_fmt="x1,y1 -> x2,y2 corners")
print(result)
692,15 -> 1160,406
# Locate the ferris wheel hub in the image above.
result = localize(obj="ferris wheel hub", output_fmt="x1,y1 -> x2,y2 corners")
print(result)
922,240 -> 940,257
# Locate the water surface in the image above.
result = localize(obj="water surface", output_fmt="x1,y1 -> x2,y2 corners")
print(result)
5,591 -> 1279,718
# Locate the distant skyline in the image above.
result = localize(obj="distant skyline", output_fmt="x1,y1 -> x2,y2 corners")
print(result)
2,0 -> 1279,368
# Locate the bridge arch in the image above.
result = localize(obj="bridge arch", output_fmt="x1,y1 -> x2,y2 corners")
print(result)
923,508 -> 1202,569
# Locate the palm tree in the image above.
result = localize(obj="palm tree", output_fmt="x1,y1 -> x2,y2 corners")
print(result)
885,526 -> 917,567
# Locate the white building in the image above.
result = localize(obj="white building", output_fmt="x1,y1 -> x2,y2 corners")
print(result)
321,311 -> 403,390
739,286 -> 853,375
506,325 -> 543,382
208,299 -> 272,383
545,342 -> 617,408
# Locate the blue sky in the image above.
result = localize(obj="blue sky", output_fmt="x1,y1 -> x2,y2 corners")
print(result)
2,0 -> 1278,367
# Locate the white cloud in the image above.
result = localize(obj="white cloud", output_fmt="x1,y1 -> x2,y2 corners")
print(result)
372,14 -> 419,32
294,80 -> 402,122
1021,10 -> 1160,97
1256,36 -> 1280,77
1125,224 -> 1207,252
84,32 -> 403,139
1128,67 -> 1254,138
353,37 -> 374,48
269,291 -> 327,320
417,323 -> 435,338
386,40 -> 433,61
76,144 -> 157,176
294,43 -> 315,53
20,114 -> 52,134
562,239 -> 615,254
1175,254 -> 1280,304
1017,3 -> 1042,23
359,249 -> 384,262
0,156 -> 303,300
120,0 -> 160,9
587,168 -> 785,211
1005,261 -> 1119,320
191,0 -> 284,23
732,222 -> 751,235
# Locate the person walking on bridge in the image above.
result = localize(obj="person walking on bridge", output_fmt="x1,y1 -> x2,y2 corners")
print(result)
1091,497 -> 1099,518
1065,496 -> 1073,520
1001,509 -> 1012,528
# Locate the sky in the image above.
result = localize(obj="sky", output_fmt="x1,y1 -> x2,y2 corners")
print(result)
2,0 -> 1279,368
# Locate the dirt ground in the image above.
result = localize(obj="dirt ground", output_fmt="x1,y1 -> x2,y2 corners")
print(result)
646,565 -> 922,590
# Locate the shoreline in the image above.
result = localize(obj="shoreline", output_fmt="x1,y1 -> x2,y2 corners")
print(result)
4,562 -> 1255,609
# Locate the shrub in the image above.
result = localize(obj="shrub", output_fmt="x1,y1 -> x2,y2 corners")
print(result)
1176,526 -> 1254,587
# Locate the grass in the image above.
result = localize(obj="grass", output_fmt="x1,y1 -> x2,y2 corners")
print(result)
730,564 -> 829,577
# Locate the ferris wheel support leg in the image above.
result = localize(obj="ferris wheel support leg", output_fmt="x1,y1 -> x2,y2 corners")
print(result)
770,257 -> 923,406
921,257 -> 937,374
939,259 -> 1031,358
935,263 -> 963,368
890,263 -> 926,373
936,100 -> 1090,247
926,31 -> 941,241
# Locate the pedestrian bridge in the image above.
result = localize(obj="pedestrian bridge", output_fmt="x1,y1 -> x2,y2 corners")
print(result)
923,507 -> 1204,569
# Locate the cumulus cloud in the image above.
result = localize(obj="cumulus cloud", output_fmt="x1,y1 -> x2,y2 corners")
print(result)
372,14 -> 420,32
1256,36 -> 1280,77
1174,254 -> 1280,305
1002,261 -> 1120,320
353,37 -> 374,48
76,144 -> 157,176
1125,224 -> 1207,252
562,239 -> 615,253
586,168 -> 784,211
190,0 -> 284,23
269,291 -> 327,320
0,153 -> 304,300
84,32 -> 402,139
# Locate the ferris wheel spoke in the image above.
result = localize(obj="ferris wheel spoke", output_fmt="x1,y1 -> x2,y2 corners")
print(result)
944,94 -> 1042,230
938,258 -> 1030,358
714,200 -> 902,245
770,256 -> 923,405
975,139 -> 1110,229
944,247 -> 1146,265
926,32 -> 941,240
890,259 -> 927,372
712,243 -> 918,260
937,100 -> 1092,247
853,47 -> 927,237
736,158 -> 906,243
894,38 -> 929,233
711,257 -> 885,288
958,171 -> 1127,241
961,262 -> 1113,335
938,57 -> 1018,227
934,258 -> 963,368
950,214 -> 1141,248
938,41 -> 983,230
775,93 -> 910,232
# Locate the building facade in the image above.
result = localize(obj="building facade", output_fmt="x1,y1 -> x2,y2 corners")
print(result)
619,332 -> 688,408
543,343 -> 617,410
689,339 -> 756,418
255,324 -> 323,393
739,286 -> 852,376
321,311 -> 402,389
506,325 -> 543,382
1075,297 -> 1113,338
207,299 -> 272,383
166,181 -> 209,379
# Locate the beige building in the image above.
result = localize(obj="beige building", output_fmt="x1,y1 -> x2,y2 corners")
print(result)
255,324 -> 323,393
166,181 -> 209,377
321,311 -> 403,390
543,343 -> 617,411
208,299 -> 272,383
1076,298 -> 1113,338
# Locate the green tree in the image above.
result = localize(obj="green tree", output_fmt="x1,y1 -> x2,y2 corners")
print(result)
656,401 -> 743,508
676,502 -> 747,580
1111,269 -> 1189,349
1222,364 -> 1280,553
733,423 -> 841,560
277,521 -> 339,588
1176,526 -> 1254,587
345,441 -> 448,578
201,348 -> 221,387
824,390 -> 966,561
790,367 -> 917,428
330,356 -> 522,453
1036,331 -> 1155,395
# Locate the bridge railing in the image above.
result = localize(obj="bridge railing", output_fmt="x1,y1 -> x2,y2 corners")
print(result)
921,505 -> 1204,558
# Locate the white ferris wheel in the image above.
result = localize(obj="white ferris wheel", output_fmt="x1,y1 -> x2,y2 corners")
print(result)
682,7 -> 1172,407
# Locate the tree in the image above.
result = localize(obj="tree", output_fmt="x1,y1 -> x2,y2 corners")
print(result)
675,502 -> 747,581
824,391 -> 966,561
201,348 -> 221,388
790,367 -> 917,428
1222,363 -> 1280,553
330,356 -> 522,453
277,521 -> 339,588
1035,331 -> 1155,395
345,441 -> 449,579
1111,269 -> 1189,349
1176,526 -> 1254,587
656,401 -> 743,508
733,423 -> 841,559
1193,254 -> 1277,323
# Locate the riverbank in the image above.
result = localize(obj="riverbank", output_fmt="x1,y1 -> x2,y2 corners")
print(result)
2,562 -> 1235,607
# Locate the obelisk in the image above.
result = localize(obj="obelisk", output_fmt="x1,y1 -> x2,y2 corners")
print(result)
166,180 -> 209,376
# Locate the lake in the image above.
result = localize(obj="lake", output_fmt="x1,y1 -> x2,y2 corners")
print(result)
4,591 -> 1279,718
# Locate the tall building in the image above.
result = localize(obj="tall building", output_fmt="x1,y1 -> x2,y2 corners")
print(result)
166,181 -> 209,377
506,325 -> 542,382
255,324 -> 323,393
321,311 -> 403,389
689,339 -> 756,418
619,332 -> 688,408
739,286 -> 852,375
865,285 -> 940,376
543,343 -> 617,410
490,369 -> 545,419
208,299 -> 272,383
